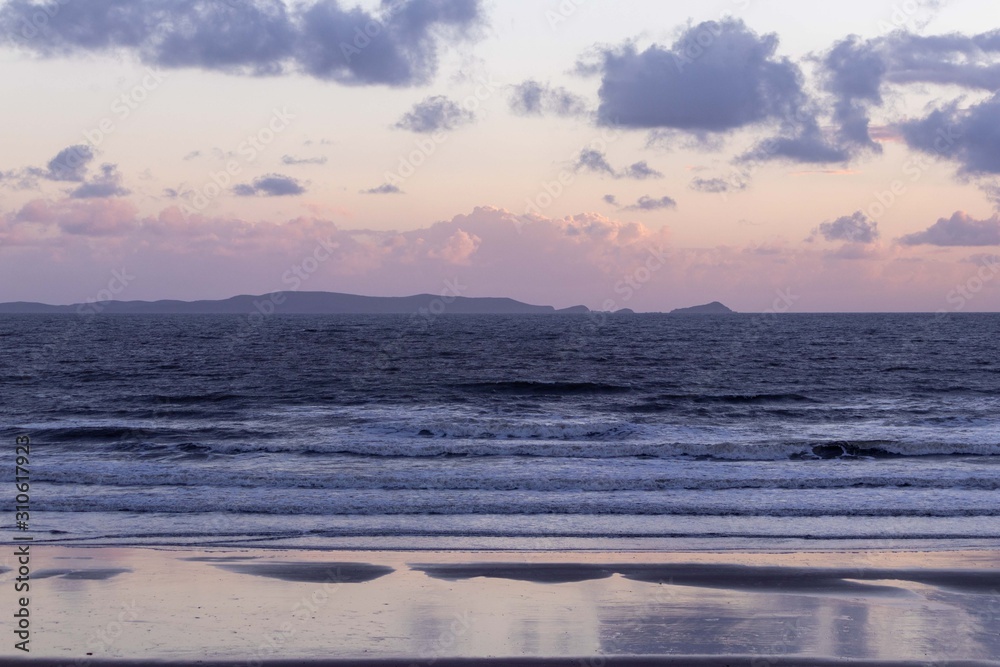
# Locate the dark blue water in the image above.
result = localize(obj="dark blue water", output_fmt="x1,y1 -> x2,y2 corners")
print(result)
2,313 -> 999,550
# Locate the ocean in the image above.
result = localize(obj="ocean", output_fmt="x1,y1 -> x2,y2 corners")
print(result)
3,312 -> 999,552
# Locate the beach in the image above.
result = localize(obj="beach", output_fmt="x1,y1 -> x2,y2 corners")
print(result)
3,315 -> 1000,664
3,546 -> 999,664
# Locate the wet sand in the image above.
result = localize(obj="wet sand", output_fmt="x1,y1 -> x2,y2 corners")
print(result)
2,659 -> 999,667
2,547 -> 998,664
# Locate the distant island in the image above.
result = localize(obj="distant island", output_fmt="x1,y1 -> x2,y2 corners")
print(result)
0,293 -> 739,315
669,301 -> 735,314
0,292 -> 591,315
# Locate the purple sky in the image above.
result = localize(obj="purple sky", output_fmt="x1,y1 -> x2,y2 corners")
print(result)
1,0 -> 1000,312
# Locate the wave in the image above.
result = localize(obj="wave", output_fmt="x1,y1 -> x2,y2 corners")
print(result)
625,393 -> 822,413
690,393 -> 820,404
33,466 -> 1000,492
17,423 -> 282,445
28,425 -> 171,442
408,419 -> 640,440
17,512 -> 1000,548
27,486 -> 1000,517
112,439 -> 997,460
457,381 -> 633,395
142,392 -> 247,404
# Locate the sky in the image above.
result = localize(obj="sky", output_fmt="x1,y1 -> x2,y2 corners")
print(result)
1,0 -> 1000,312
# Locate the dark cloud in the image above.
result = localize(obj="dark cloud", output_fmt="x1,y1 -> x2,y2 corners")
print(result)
881,31 -> 1000,90
817,29 -> 1000,162
282,154 -> 328,166
233,174 -> 306,197
574,149 -> 617,176
591,19 -> 852,165
2,0 -> 296,74
623,195 -> 677,211
603,194 -> 619,206
821,36 -> 885,154
593,19 -> 807,133
982,182 -> 1000,208
588,23 -> 1000,168
898,94 -> 1000,175
293,0 -> 483,85
45,145 -> 95,182
621,161 -> 663,180
361,183 -> 403,195
508,80 -> 587,117
811,211 -> 880,244
0,0 -> 484,87
749,120 -> 852,164
70,164 -> 130,199
899,211 -> 1000,246
1,145 -> 125,193
690,177 -> 746,194
395,95 -> 475,133
573,150 -> 662,180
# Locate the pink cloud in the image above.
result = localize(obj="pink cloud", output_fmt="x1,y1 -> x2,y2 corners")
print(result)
19,198 -> 138,236
427,229 -> 481,264
0,200 -> 998,312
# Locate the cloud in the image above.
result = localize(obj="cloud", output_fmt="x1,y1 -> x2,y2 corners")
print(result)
810,211 -> 880,244
983,182 -> 1000,208
821,36 -> 886,154
603,194 -> 619,206
573,150 -> 662,180
899,211 -> 1000,246
0,0 -> 485,87
622,195 -> 677,211
426,229 -> 480,264
817,29 -> 1000,160
361,183 -> 404,195
7,201 -> 1000,312
748,120 -> 851,164
590,23 -> 1000,167
2,145 -> 131,196
621,161 -> 663,180
298,0 -> 484,85
183,151 -> 202,161
574,149 -> 617,176
593,19 -> 807,133
45,145 -> 95,182
690,177 -> 746,194
70,164 -> 130,199
898,93 -> 1000,175
590,19 -> 852,164
880,30 -> 1000,90
0,203 -> 673,307
508,80 -> 588,117
395,95 -> 475,133
282,155 -> 328,166
11,198 -> 139,237
233,174 -> 306,197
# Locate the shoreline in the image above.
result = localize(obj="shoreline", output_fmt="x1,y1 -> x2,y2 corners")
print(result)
2,545 -> 998,663
1,659 -> 998,667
